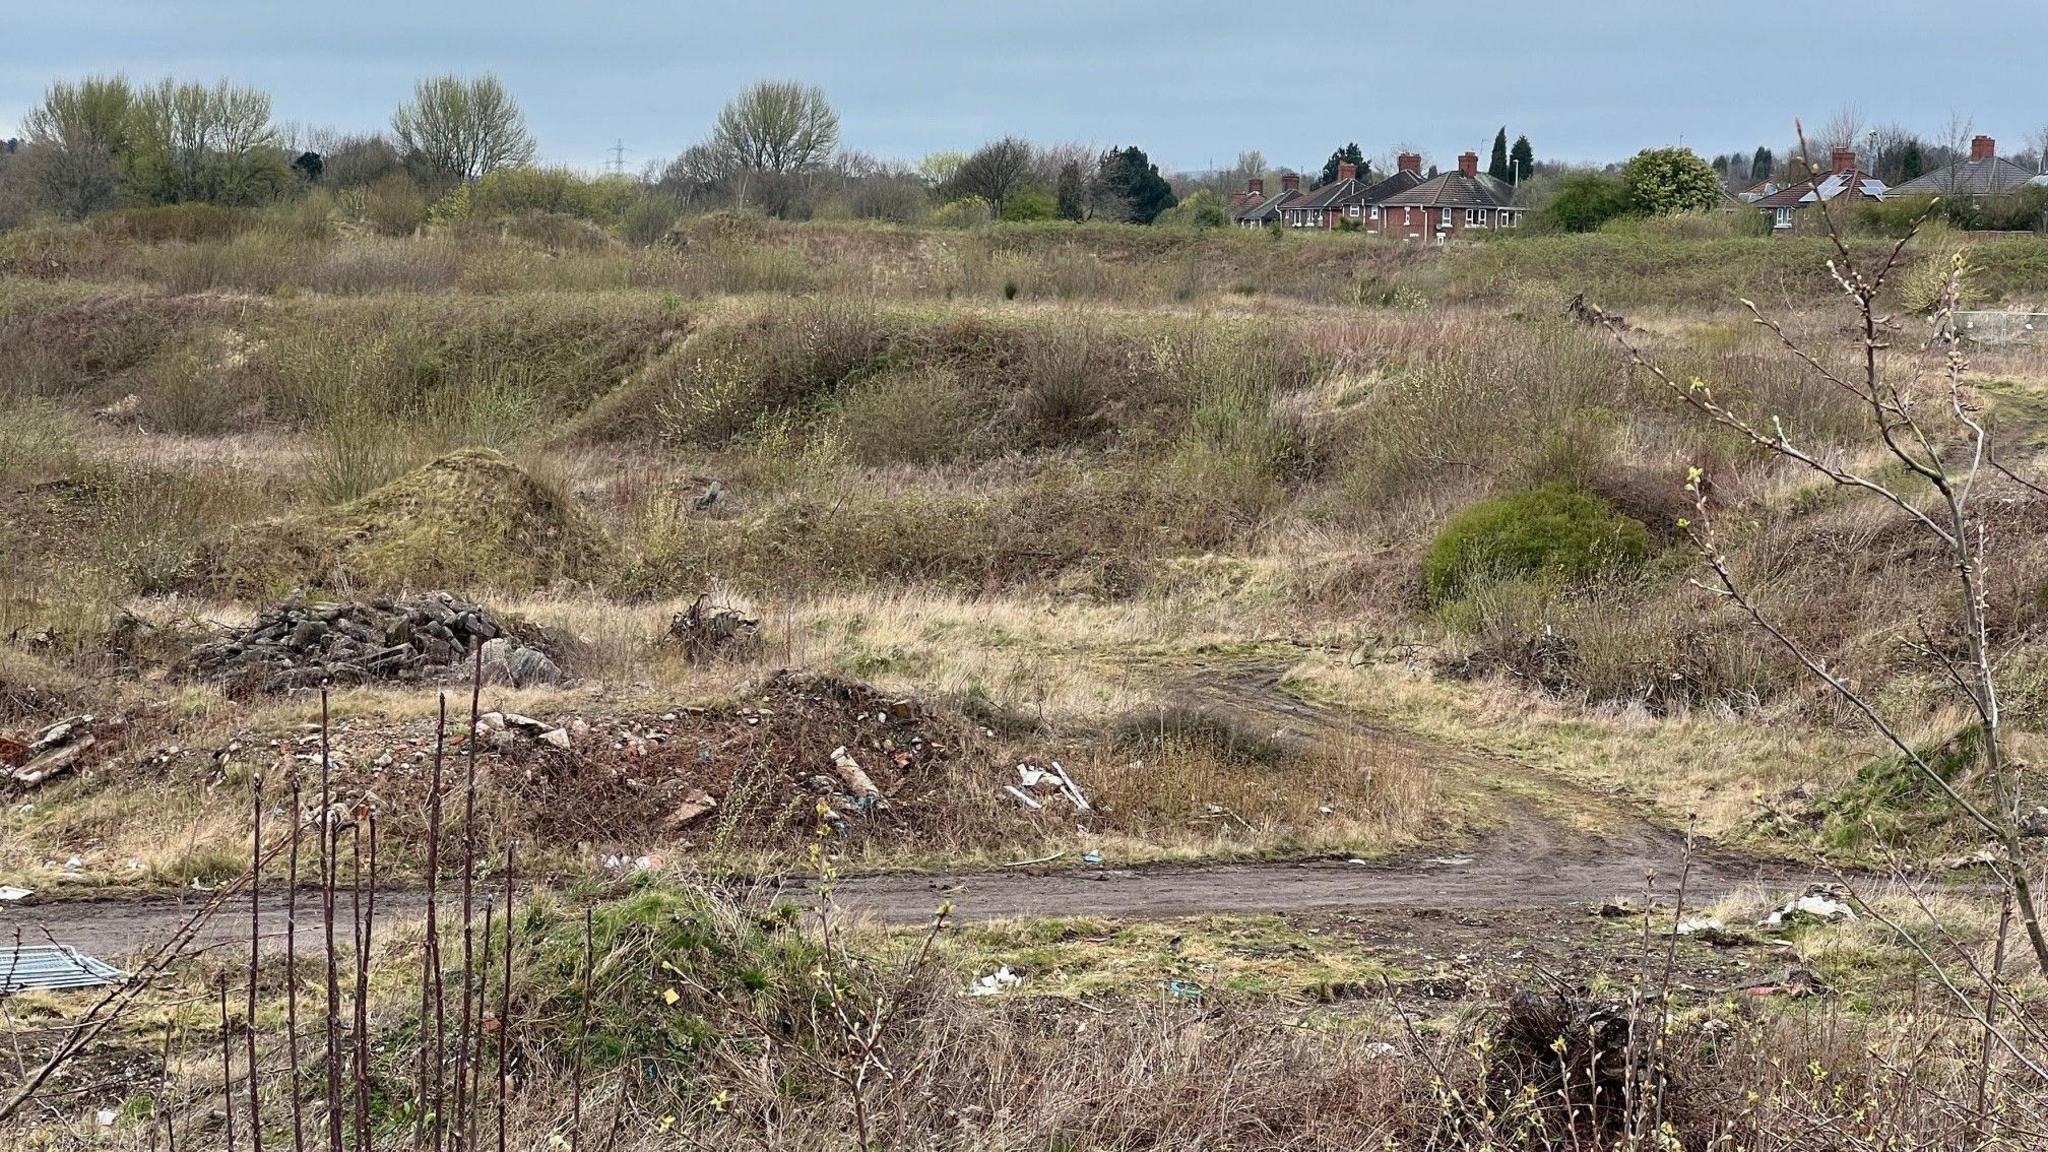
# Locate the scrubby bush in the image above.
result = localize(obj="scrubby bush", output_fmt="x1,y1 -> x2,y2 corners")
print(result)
364,171 -> 427,236
623,193 -> 681,246
89,202 -> 253,243
1424,484 -> 1651,603
999,186 -> 1059,222
931,196 -> 993,228
1534,171 -> 1633,233
1154,189 -> 1230,229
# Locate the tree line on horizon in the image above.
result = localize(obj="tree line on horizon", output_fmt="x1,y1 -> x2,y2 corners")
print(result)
3,75 -> 2042,240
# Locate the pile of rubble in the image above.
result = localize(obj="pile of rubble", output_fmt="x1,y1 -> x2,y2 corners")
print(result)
491,674 -> 957,852
180,593 -> 563,693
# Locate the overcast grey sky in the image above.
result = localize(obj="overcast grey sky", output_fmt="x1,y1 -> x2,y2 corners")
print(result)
7,1 -> 2045,174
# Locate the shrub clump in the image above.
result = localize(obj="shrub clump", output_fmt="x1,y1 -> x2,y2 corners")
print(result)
1424,485 -> 1651,603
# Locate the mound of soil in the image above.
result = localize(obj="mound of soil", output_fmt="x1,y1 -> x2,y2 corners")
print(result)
178,592 -> 561,694
201,449 -> 608,594
498,672 -> 969,855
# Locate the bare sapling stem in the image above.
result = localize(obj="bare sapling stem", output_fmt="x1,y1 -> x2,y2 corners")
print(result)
496,841 -> 514,1152
352,813 -> 376,1151
453,644 -> 483,1152
420,694 -> 448,1152
321,689 -> 343,1152
247,772 -> 265,1152
468,902 -> 494,1152
286,772 -> 305,1152
219,979 -> 238,1152
159,1017 -> 176,1152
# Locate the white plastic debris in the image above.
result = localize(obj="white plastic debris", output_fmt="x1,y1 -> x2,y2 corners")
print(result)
1761,886 -> 1858,929
969,966 -> 1024,996
0,886 -> 31,902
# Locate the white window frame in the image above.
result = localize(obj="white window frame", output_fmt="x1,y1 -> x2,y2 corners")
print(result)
1499,210 -> 1517,228
1369,205 -> 1381,221
1439,208 -> 1452,229
1348,203 -> 1361,217
1466,208 -> 1486,226
1402,207 -> 1414,225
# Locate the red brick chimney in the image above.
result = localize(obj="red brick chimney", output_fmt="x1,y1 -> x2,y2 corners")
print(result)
1336,161 -> 1356,183
1248,177 -> 1264,197
1971,135 -> 1997,161
1398,152 -> 1422,176
1830,148 -> 1858,174
1458,151 -> 1479,178
1280,172 -> 1300,193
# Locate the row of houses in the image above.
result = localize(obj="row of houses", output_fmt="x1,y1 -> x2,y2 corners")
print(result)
1743,137 -> 2048,229
1231,150 -> 1525,240
1238,135 -> 2047,238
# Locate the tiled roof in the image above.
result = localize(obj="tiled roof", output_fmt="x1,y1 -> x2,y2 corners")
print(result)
1752,170 -> 1888,209
1233,187 -> 1301,222
1889,158 -> 2048,197
1294,176 -> 1366,211
1378,172 -> 1519,210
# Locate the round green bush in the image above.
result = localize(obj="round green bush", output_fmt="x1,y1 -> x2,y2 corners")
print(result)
1424,484 -> 1651,603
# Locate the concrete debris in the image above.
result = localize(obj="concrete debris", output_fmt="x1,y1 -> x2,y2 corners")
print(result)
665,789 -> 719,829
669,594 -> 761,664
968,966 -> 1024,996
1761,885 -> 1858,929
5,714 -> 98,789
181,593 -> 558,693
479,636 -> 565,688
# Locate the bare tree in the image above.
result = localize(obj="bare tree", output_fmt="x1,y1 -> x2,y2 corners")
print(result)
391,74 -> 534,185
711,80 -> 839,175
1593,130 -> 2048,978
946,135 -> 1035,214
1815,104 -> 1866,154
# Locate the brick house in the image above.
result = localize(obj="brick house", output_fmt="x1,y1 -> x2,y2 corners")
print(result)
1276,156 -> 1427,230
1373,151 -> 1524,240
1751,149 -> 1888,230
1231,172 -> 1303,228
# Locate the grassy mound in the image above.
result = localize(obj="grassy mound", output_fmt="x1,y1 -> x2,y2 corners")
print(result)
1425,485 -> 1652,603
202,448 -> 608,595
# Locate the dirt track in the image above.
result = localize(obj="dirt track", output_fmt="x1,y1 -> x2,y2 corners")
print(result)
2,815 -> 1813,962
0,656 -> 1822,962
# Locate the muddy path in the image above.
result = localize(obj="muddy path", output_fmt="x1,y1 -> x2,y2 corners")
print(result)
3,655 -> 1823,962
3,824 -> 1811,962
